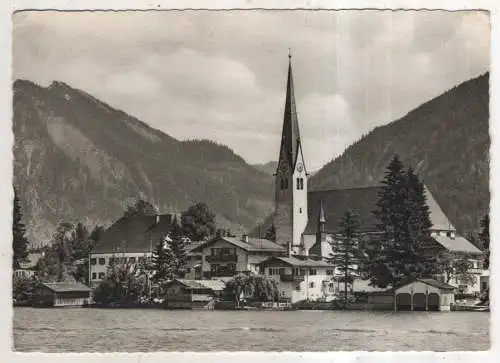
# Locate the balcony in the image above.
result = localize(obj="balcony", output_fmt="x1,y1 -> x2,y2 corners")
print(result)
280,274 -> 305,283
206,254 -> 238,263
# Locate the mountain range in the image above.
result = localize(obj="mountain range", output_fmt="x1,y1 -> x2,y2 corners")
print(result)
13,72 -> 489,243
13,80 -> 274,242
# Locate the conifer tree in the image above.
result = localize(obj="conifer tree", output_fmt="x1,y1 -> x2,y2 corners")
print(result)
169,216 -> 187,277
370,156 -> 433,287
12,187 -> 29,269
329,210 -> 361,307
479,214 -> 490,269
151,240 -> 176,283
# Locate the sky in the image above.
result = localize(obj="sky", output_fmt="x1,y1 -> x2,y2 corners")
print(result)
12,10 -> 490,171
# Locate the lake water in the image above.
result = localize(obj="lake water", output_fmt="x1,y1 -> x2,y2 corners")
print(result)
13,307 -> 489,352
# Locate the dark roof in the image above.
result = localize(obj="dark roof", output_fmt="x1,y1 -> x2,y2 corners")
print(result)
258,256 -> 334,268
278,56 -> 303,171
168,279 -> 226,291
92,214 -> 175,254
42,282 -> 91,293
304,186 -> 455,235
191,236 -> 285,253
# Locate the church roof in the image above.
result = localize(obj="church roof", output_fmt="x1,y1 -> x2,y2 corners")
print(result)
431,234 -> 482,254
304,186 -> 456,235
278,55 -> 303,171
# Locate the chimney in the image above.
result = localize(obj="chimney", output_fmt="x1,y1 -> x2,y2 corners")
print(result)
242,234 -> 249,243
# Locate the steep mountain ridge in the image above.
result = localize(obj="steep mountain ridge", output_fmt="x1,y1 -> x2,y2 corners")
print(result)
310,73 -> 490,234
13,80 -> 274,242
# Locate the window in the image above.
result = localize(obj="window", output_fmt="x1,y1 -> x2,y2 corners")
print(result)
326,269 -> 333,275
296,178 -> 304,190
186,268 -> 192,273
309,269 -> 317,276
98,272 -> 105,279
138,257 -> 145,264
98,258 -> 106,265
293,268 -> 300,275
279,267 -> 286,275
92,273 -> 97,280
299,208 -> 302,214
295,283 -> 301,291
309,282 -> 315,288
129,257 -> 136,264
90,258 -> 96,266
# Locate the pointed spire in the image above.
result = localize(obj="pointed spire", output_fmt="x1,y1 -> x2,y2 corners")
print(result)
279,52 -> 302,169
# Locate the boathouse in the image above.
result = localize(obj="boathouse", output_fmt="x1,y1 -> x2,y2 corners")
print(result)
34,282 -> 91,307
164,279 -> 226,309
394,279 -> 456,311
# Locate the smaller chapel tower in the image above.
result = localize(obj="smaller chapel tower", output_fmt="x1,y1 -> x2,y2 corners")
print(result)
274,53 -> 308,254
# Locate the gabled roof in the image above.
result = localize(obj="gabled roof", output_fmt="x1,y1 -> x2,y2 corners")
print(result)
431,234 -> 482,254
191,236 -> 285,253
92,214 -> 175,254
304,186 -> 456,235
168,279 -> 226,291
259,256 -> 334,268
42,282 -> 91,293
396,278 -> 456,291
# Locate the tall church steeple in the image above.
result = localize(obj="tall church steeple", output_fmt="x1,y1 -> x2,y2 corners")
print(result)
278,52 -> 305,172
274,53 -> 308,254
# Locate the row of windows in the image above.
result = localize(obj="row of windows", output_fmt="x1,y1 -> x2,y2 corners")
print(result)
211,248 -> 237,256
90,256 -> 150,266
268,267 -> 325,276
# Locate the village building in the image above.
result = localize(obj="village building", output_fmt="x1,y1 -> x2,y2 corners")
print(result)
258,256 -> 336,303
190,235 -> 286,279
256,54 -> 484,296
90,213 -> 200,287
33,282 -> 91,307
14,251 -> 43,278
164,279 -> 226,309
351,278 -> 456,311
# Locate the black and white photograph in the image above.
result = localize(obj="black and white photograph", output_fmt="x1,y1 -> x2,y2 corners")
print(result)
9,7 -> 490,353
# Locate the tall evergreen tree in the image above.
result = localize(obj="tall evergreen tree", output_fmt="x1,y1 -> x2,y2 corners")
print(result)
12,187 -> 29,269
169,216 -> 187,277
329,210 -> 361,307
479,214 -> 490,269
370,156 -> 433,287
151,239 -> 176,283
404,167 -> 434,277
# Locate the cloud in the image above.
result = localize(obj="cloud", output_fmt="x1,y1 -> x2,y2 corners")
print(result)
12,10 -> 490,169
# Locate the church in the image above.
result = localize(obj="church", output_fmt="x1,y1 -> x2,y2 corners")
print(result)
264,55 -> 483,294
